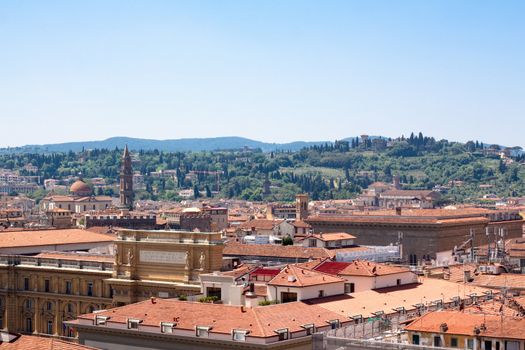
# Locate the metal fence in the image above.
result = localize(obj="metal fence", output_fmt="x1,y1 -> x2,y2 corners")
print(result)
312,335 -> 455,350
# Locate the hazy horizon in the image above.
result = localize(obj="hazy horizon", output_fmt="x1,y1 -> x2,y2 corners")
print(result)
1,0 -> 523,148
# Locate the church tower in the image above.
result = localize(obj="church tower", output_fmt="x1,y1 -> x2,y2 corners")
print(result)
119,145 -> 134,210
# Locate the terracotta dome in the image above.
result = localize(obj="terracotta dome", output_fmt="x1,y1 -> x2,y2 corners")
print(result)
70,180 -> 92,196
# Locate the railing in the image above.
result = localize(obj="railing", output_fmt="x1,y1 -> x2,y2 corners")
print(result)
0,254 -> 113,271
313,334 -> 456,350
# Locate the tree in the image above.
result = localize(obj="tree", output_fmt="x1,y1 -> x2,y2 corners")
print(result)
282,236 -> 293,246
193,185 -> 200,198
498,159 -> 507,174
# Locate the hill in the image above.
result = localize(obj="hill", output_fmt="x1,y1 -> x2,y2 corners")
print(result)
0,136 -> 332,153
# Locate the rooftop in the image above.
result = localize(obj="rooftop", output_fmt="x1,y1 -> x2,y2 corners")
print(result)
405,310 -> 525,340
0,229 -> 115,249
314,260 -> 411,277
268,265 -> 345,287
0,334 -> 96,350
306,278 -> 491,318
74,298 -> 348,339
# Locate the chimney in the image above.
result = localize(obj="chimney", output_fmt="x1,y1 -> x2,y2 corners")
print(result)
464,270 -> 471,283
150,297 -> 156,304
395,207 -> 402,216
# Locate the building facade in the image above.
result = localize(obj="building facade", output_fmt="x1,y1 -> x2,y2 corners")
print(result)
0,229 -> 224,338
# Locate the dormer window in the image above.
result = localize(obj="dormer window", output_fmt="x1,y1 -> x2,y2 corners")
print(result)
274,328 -> 289,341
196,326 -> 211,337
301,323 -> 316,335
127,318 -> 141,329
351,315 -> 363,324
160,322 -> 175,333
232,329 -> 248,342
327,319 -> 340,329
95,315 -> 108,326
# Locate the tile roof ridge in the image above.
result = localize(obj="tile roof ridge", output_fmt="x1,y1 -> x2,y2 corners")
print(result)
252,305 -> 271,337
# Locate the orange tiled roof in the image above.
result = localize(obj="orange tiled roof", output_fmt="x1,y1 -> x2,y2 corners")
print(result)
0,334 -> 97,349
291,220 -> 312,228
76,298 -> 348,338
0,229 -> 115,249
224,243 -> 333,259
405,310 -> 525,340
268,265 -> 345,287
315,260 -> 411,277
307,278 -> 491,318
238,219 -> 283,230
312,232 -> 356,241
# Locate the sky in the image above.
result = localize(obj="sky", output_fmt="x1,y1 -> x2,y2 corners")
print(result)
0,0 -> 523,147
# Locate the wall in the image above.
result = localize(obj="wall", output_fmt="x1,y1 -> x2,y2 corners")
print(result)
268,282 -> 344,302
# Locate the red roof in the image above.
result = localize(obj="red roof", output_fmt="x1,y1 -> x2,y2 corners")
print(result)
315,260 -> 411,277
250,267 -> 280,277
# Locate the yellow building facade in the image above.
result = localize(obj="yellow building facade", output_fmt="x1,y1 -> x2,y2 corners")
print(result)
0,229 -> 224,338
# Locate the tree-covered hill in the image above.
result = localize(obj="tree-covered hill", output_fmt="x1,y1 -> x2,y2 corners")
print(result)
2,133 -> 524,204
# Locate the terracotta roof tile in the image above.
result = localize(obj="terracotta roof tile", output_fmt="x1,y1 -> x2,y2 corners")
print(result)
405,310 -> 525,340
268,265 -> 345,287
315,260 -> 411,277
0,335 -> 96,349
0,229 -> 115,249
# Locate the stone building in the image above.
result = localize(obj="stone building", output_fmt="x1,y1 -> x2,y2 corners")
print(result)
306,208 -> 523,265
109,229 -> 224,305
0,228 -> 224,338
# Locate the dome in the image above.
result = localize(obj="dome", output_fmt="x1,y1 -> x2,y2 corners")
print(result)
70,180 -> 92,196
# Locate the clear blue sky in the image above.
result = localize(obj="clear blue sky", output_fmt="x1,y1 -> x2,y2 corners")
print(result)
0,0 -> 523,147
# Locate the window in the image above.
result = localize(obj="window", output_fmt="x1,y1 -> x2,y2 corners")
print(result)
67,303 -> 73,313
196,326 -> 210,338
274,328 -> 289,341
46,302 -> 53,311
451,337 -> 458,347
434,336 -> 442,347
505,341 -> 520,350
344,283 -> 355,293
280,292 -> 297,303
66,325 -> 75,338
309,239 -> 317,247
485,341 -> 493,350
25,299 -> 32,309
160,322 -> 175,333
318,290 -> 324,298
65,281 -> 72,295
206,287 -> 221,300
25,318 -> 32,333
23,277 -> 29,291
412,334 -> 420,345
328,319 -> 340,329
467,339 -> 474,349
232,329 -> 248,342
47,320 -> 53,334
87,282 -> 94,297
396,279 -> 401,286
127,318 -> 141,329
44,279 -> 50,293
301,323 -> 315,335
95,315 -> 108,325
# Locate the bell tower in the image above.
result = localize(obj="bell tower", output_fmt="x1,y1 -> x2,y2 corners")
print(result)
296,194 -> 309,221
119,145 -> 134,210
